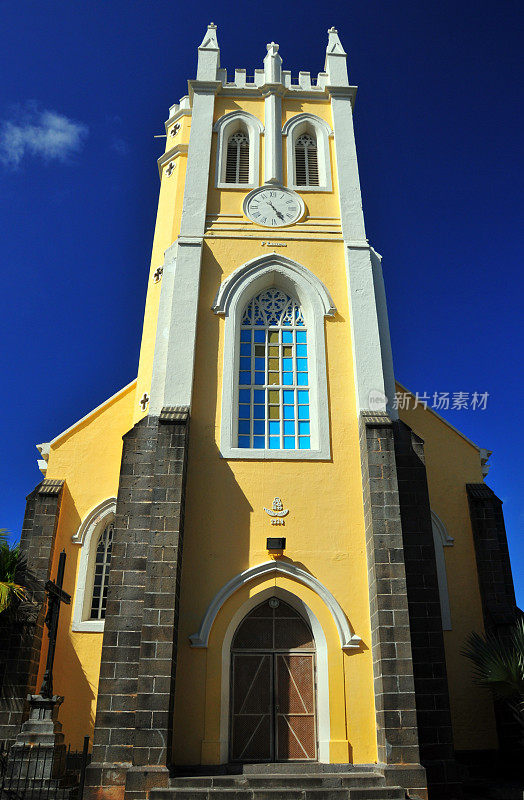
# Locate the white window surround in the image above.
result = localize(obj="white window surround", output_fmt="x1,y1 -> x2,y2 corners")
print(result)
71,498 -> 116,632
218,586 -> 331,763
282,113 -> 333,192
431,510 -> 454,631
214,111 -> 264,189
212,254 -> 336,460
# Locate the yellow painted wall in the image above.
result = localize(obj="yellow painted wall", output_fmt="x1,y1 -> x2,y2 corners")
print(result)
37,381 -> 136,749
399,391 -> 498,750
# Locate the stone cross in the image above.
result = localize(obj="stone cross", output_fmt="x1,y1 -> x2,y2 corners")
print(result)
140,392 -> 150,411
40,550 -> 71,699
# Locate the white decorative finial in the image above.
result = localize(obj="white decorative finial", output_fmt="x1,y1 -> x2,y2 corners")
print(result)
197,22 -> 220,80
328,26 -> 338,33
266,41 -> 279,52
208,22 -> 217,28
325,26 -> 348,86
263,40 -> 282,84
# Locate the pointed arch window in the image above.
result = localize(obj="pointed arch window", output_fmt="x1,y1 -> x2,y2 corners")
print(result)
225,131 -> 250,184
238,289 -> 310,450
295,133 -> 319,187
89,521 -> 113,620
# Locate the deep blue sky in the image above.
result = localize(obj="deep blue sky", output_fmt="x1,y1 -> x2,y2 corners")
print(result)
1,1 -> 522,604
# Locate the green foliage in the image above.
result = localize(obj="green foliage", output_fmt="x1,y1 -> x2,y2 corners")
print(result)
0,530 -> 30,614
463,617 -> 524,727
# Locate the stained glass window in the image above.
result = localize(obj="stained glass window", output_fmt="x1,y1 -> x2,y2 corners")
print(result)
90,522 -> 113,620
237,289 -> 310,451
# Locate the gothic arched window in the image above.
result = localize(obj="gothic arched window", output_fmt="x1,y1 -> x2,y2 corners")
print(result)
90,521 -> 113,620
225,130 -> 250,184
295,133 -> 319,187
238,289 -> 310,450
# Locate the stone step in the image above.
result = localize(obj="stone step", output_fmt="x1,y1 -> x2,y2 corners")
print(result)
151,784 -> 406,800
167,774 -> 385,789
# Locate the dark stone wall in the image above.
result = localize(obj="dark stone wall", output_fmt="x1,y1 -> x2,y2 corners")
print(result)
393,421 -> 459,798
85,408 -> 189,800
359,412 -> 427,799
0,479 -> 64,743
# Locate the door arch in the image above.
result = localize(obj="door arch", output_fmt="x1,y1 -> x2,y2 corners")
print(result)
230,596 -> 317,762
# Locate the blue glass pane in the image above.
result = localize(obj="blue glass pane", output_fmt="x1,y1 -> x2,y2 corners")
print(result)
282,318 -> 291,326
283,390 -> 294,404
254,372 -> 265,385
299,437 -> 311,449
239,389 -> 250,403
240,343 -> 251,356
296,359 -> 308,371
254,330 -> 265,342
282,331 -> 293,343
254,390 -> 265,403
240,357 -> 251,371
298,421 -> 310,435
283,437 -> 295,449
255,357 -> 265,370
282,358 -> 293,371
238,437 -> 250,448
296,331 -> 307,343
238,420 -> 250,435
269,421 -> 280,435
283,420 -> 295,434
240,330 -> 251,342
239,404 -> 250,418
283,406 -> 295,419
269,437 -> 280,449
239,372 -> 250,385
297,390 -> 309,403
297,373 -> 308,386
296,344 -> 308,357
253,405 -> 265,419
282,372 -> 293,385
253,420 -> 265,435
298,405 -> 309,419
253,436 -> 265,448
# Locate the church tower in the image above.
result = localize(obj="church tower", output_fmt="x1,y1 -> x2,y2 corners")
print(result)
3,24 -> 518,800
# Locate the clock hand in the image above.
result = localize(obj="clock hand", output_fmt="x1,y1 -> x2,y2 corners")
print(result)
267,201 -> 285,221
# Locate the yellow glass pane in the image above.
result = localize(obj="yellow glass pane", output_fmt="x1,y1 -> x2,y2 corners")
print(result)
268,373 -> 279,385
282,346 -> 293,357
268,406 -> 280,419
268,332 -> 279,343
268,390 -> 280,403
268,358 -> 279,370
254,345 -> 265,357
268,346 -> 279,357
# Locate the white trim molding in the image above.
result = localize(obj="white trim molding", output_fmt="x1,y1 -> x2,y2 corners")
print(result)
213,111 -> 264,189
282,113 -> 333,192
218,586 -> 331,763
71,498 -> 116,633
189,560 -> 361,651
431,510 -> 454,631
212,254 -> 335,460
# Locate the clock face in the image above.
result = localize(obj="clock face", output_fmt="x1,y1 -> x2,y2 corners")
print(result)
243,187 -> 304,227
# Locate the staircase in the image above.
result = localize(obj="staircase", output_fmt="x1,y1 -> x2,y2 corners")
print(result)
150,768 -> 407,799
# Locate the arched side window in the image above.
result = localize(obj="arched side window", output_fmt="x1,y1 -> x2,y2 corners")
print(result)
90,521 -> 113,620
295,133 -> 319,187
71,498 -> 116,632
431,511 -> 454,631
238,289 -> 310,451
225,131 -> 249,184
214,111 -> 264,189
213,254 -> 336,460
283,114 -> 333,192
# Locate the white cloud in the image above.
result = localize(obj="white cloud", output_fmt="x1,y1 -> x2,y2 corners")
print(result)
0,103 -> 88,168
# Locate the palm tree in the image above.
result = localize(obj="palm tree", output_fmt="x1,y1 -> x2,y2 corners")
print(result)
463,617 -> 524,730
0,530 -> 30,614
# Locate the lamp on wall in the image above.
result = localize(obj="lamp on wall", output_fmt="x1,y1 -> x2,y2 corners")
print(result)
267,537 -> 286,558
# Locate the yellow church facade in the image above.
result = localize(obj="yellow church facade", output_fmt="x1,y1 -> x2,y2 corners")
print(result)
2,25 -> 518,800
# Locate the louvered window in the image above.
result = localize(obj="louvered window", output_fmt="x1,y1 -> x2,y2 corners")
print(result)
225,131 -> 250,184
90,522 -> 113,620
295,134 -> 319,187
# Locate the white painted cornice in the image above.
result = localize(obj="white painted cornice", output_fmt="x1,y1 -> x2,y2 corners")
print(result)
157,143 -> 189,177
282,113 -> 333,138
164,108 -> 192,133
189,560 -> 362,651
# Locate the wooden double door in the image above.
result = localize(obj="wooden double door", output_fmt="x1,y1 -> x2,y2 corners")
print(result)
230,598 -> 317,762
